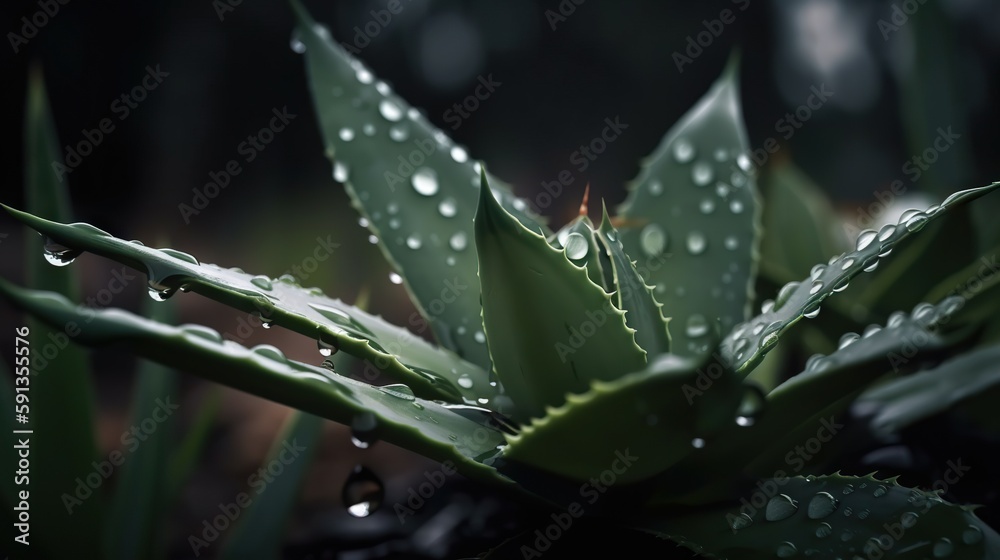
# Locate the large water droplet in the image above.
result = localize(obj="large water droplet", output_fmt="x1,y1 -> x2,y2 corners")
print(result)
730,513 -> 753,531
343,466 -> 384,517
182,324 -> 223,343
564,232 -> 589,260
903,211 -> 928,232
692,162 -> 713,186
765,495 -> 798,521
856,229 -> 877,251
775,282 -> 798,310
406,234 -> 422,250
411,168 -> 439,196
251,344 -> 285,362
449,146 -> 469,163
776,542 -> 798,558
339,127 -> 355,142
448,232 -> 468,252
250,275 -> 273,291
640,224 -> 667,256
42,238 -> 81,267
318,336 -> 338,357
457,375 -> 474,389
736,384 -> 765,426
351,412 -> 378,449
147,279 -> 177,302
807,492 -> 838,519
686,231 -> 707,255
686,314 -> 709,338
437,197 -> 457,218
160,248 -> 200,265
962,525 -> 983,545
673,139 -> 695,163
809,281 -> 823,295
933,538 -> 954,558
378,99 -> 403,121
379,384 -> 415,401
838,332 -> 860,350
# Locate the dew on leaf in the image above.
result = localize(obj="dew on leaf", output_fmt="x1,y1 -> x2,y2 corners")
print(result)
411,168 -> 439,196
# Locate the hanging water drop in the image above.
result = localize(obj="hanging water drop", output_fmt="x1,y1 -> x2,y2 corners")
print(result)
42,238 -> 81,267
343,466 -> 384,517
564,233 -> 589,260
685,231 -> 707,255
411,168 -> 439,196
318,336 -> 338,357
350,412 -> 378,449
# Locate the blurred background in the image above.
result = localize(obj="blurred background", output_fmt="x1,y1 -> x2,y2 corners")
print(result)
2,0 -> 1000,557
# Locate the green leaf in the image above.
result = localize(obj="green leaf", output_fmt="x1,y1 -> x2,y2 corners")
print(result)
596,205 -> 671,356
721,182 -> 1000,376
860,344 -> 1000,436
758,161 -> 847,282
106,300 -> 178,560
616,55 -> 761,357
502,353 -> 743,485
0,279 -> 516,490
219,411 -> 324,560
641,474 -> 1000,560
290,0 -> 546,371
1,205 -> 497,407
23,67 -> 107,559
649,296 -> 967,506
475,173 -> 647,422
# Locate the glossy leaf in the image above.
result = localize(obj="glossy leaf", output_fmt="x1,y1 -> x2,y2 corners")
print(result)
0,279 -> 515,489
617,56 -> 761,357
721,182 -> 1000,376
596,205 -> 671,356
642,474 -> 1000,560
475,173 -> 646,422
291,0 -> 546,371
2,205 -> 498,407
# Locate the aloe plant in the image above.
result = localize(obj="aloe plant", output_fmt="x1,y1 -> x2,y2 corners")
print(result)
3,3 -> 1000,558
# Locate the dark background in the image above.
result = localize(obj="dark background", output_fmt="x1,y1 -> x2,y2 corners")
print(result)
1,0 -> 999,555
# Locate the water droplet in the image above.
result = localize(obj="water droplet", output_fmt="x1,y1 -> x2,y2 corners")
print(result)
737,153 -> 753,172
699,198 -> 716,214
564,233 -> 589,260
765,494 -> 798,521
816,522 -> 833,538
318,336 -> 338,357
449,146 -> 468,163
842,484 -> 855,495
809,281 -> 823,295
388,124 -> 409,142
368,234 -> 378,244
339,127 -> 355,141
901,511 -> 919,527
250,275 -> 273,291
807,492 -> 839,519
731,171 -> 747,187
730,513 -> 753,531
686,314 -> 709,338
933,538 -> 954,558
724,236 -> 739,251
42,238 -> 81,267
729,199 -> 744,214
443,232 -> 467,253
289,30 -> 306,53
904,211 -> 928,232
379,384 -> 415,400
159,248 -> 199,265
182,325 -> 223,343
962,525 -> 983,545
686,231 -> 707,255
856,229 -> 877,251
389,272 -> 403,285
761,299 -> 775,313
838,332 -> 860,349
343,466 -> 384,517
434,198 -> 458,219
857,509 -> 870,520
333,161 -> 349,182
457,375 -> 473,389
411,168 -> 439,196
640,224 -> 667,256
775,282 -> 798,310
648,180 -> 664,196
803,302 -> 821,319
356,67 -> 374,84
691,437 -> 706,448
840,529 -> 853,542
736,385 -> 765,426
351,412 -> 378,449
147,280 -> 177,302
251,344 -> 285,362
474,331 -> 486,343
363,123 -> 376,136
692,162 -> 713,186
378,99 -> 403,122
888,311 -> 906,328
673,139 -> 695,163
776,542 -> 798,558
